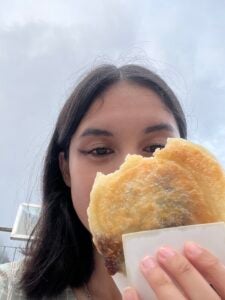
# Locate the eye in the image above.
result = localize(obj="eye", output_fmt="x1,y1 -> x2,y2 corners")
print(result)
81,147 -> 114,157
144,144 -> 165,154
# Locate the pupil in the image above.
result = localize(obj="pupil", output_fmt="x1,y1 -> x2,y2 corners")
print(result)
151,145 -> 163,152
97,148 -> 107,154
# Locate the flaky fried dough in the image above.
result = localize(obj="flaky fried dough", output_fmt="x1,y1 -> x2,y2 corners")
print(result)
87,138 -> 225,275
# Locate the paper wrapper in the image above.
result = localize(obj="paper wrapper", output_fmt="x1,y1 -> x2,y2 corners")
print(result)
112,222 -> 225,300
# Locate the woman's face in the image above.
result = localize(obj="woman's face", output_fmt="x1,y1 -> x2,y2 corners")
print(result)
59,81 -> 180,229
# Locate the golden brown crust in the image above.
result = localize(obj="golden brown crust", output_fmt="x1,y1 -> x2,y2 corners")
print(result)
95,237 -> 124,275
87,138 -> 225,275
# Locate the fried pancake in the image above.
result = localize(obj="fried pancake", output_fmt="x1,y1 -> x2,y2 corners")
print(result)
87,138 -> 225,275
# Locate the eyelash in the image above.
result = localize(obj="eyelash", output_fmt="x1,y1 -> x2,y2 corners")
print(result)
144,144 -> 165,153
80,144 -> 165,157
82,148 -> 114,156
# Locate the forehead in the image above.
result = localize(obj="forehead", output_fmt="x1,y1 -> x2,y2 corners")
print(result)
78,81 -> 176,128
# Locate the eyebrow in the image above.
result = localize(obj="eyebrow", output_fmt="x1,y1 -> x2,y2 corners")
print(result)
79,123 -> 175,138
143,123 -> 175,134
80,128 -> 114,137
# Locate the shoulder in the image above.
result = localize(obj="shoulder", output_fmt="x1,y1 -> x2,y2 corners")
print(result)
0,261 -> 25,299
0,263 -> 8,293
0,262 -> 76,299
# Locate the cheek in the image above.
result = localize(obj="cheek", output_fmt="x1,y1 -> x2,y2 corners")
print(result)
70,167 -> 97,229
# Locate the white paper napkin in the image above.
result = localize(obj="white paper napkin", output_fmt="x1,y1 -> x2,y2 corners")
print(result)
112,222 -> 225,300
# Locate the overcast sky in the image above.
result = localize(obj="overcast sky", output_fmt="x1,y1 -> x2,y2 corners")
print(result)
0,0 -> 225,249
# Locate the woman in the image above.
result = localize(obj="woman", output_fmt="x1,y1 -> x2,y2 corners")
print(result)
0,64 -> 224,300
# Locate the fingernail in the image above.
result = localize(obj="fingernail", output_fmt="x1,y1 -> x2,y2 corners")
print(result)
140,256 -> 156,271
158,246 -> 176,261
123,287 -> 137,300
185,242 -> 202,257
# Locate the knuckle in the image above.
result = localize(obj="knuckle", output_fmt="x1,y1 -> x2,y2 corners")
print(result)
204,256 -> 220,271
176,260 -> 193,275
151,271 -> 171,288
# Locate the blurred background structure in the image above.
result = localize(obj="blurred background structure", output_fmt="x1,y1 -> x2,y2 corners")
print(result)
0,203 -> 40,263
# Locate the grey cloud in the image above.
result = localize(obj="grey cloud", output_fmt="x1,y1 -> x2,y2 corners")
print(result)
0,0 -> 225,248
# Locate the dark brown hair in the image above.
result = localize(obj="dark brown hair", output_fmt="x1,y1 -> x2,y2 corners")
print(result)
20,64 -> 187,298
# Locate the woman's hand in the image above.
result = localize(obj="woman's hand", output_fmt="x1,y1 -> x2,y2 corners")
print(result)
123,241 -> 225,300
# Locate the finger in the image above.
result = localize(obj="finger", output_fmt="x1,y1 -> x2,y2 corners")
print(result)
140,256 -> 187,300
123,287 -> 140,300
184,241 -> 225,298
157,246 -> 220,300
